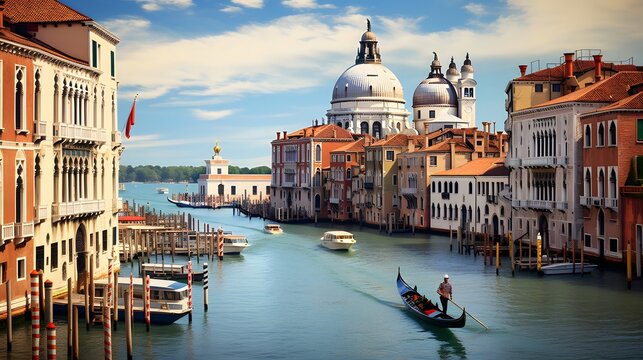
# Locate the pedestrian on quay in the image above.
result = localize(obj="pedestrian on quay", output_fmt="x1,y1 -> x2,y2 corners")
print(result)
437,274 -> 452,314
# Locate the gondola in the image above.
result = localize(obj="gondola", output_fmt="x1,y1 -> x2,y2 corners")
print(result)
396,268 -> 466,328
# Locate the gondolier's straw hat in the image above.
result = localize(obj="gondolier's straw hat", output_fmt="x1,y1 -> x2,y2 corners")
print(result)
444,274 -> 449,279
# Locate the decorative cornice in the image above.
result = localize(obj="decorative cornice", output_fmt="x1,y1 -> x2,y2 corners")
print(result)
0,38 -> 99,75
84,21 -> 120,45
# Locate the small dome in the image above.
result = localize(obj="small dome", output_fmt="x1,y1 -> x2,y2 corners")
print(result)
413,76 -> 458,107
446,57 -> 459,76
332,63 -> 405,102
361,31 -> 377,41
461,53 -> 474,73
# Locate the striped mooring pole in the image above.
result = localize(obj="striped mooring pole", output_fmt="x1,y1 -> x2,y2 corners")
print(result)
203,263 -> 209,311
46,322 -> 56,360
103,297 -> 112,360
107,257 -> 113,308
188,261 -> 193,322
30,270 -> 40,360
129,273 -> 134,320
145,275 -> 151,331
217,228 -> 224,260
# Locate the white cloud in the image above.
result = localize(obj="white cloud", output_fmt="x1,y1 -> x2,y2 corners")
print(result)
221,5 -> 242,13
126,133 -> 213,148
193,109 -> 235,120
463,3 -> 486,16
102,17 -> 151,38
134,0 -> 193,11
231,0 -> 263,9
282,0 -> 335,9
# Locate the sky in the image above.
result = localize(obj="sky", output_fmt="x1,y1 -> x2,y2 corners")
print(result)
62,0 -> 643,168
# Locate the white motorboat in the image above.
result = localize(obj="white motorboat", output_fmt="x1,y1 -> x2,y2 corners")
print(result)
222,234 -> 250,254
264,224 -> 283,234
157,187 -> 169,194
540,262 -> 598,275
320,231 -> 356,251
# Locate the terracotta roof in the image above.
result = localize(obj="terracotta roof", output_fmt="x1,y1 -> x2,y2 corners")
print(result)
433,157 -> 508,176
286,124 -> 353,140
513,60 -> 640,82
421,138 -> 473,153
4,0 -> 92,24
0,27 -> 87,65
527,72 -> 643,109
332,138 -> 366,153
369,134 -> 423,148
588,90 -> 643,113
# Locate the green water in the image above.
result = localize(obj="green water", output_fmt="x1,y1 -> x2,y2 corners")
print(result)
1,182 -> 642,359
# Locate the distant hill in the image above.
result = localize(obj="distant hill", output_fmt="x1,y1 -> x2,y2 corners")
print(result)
119,165 -> 270,183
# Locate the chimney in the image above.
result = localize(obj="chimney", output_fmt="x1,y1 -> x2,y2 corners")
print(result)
424,123 -> 430,148
276,132 -> 281,140
472,127 -> 478,157
497,131 -> 504,156
564,52 -> 574,78
283,131 -> 287,140
333,128 -> 336,138
593,54 -> 603,82
449,142 -> 456,169
482,121 -> 490,133
407,137 -> 414,153
312,128 -> 315,137
519,65 -> 528,77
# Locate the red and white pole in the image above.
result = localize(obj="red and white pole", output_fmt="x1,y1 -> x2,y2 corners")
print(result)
103,298 -> 112,360
145,275 -> 151,331
188,261 -> 193,322
129,273 -> 134,320
107,258 -> 113,308
217,229 -> 224,260
46,322 -> 56,360
30,270 -> 40,360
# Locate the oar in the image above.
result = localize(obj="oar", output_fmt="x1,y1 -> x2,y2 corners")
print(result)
438,291 -> 489,330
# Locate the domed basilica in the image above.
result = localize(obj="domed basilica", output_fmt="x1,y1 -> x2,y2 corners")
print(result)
326,20 -> 477,137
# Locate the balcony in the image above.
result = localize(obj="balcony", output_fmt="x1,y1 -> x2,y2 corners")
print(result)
34,120 -> 47,140
54,123 -> 107,144
579,196 -> 591,207
401,187 -> 417,195
512,200 -> 524,208
14,222 -> 34,242
591,197 -> 604,207
35,205 -> 48,223
521,156 -> 568,168
111,131 -> 122,146
506,158 -> 521,168
2,223 -> 14,243
555,201 -> 568,210
605,198 -> 618,210
53,199 -> 106,219
525,200 -> 554,210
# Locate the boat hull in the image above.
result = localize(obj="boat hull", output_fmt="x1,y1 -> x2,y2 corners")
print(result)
396,269 -> 466,328
52,302 -> 189,325
540,263 -> 598,275
321,240 -> 355,251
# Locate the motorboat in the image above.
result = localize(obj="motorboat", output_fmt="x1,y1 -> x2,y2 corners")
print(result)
320,231 -> 356,251
53,277 -> 191,325
222,234 -> 250,254
157,187 -> 169,194
540,262 -> 598,275
264,224 -> 283,234
142,263 -> 204,282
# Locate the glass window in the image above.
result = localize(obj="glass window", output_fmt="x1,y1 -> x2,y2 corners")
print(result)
51,243 -> 58,270
429,156 -> 437,166
609,238 -> 618,253
535,84 -> 543,92
17,258 -> 26,280
637,119 -> 643,141
552,83 -> 561,92
386,151 -> 394,161
429,110 -> 435,118
585,125 -> 592,147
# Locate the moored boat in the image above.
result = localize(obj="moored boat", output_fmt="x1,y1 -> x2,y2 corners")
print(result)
142,263 -> 204,282
53,277 -> 191,325
540,262 -> 598,275
264,224 -> 283,234
320,231 -> 356,251
396,269 -> 466,328
222,233 -> 250,254
157,187 -> 169,194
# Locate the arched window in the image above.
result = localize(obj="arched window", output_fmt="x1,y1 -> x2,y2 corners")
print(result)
346,168 -> 351,179
476,207 -> 480,222
598,169 -> 605,198
585,169 -> 592,197
468,206 -> 472,222
314,169 -> 321,187
315,144 -> 321,162
469,182 -> 473,194
443,204 -> 446,218
455,182 -> 459,193
314,194 -> 321,210
344,122 -> 349,129
500,206 -> 505,216
584,125 -> 591,147
360,122 -> 369,134
15,69 -> 24,130
436,204 -> 440,218
485,204 -> 489,215
449,182 -> 453,193
16,163 -> 24,223
396,122 -> 401,131
431,203 -> 435,217
609,121 -> 617,146
432,181 -> 436,193
438,182 -> 442,193
449,205 -> 453,219
372,122 -> 382,139
609,169 -> 617,198
597,123 -> 605,147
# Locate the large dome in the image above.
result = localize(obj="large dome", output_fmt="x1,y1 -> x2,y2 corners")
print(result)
331,63 -> 405,103
413,76 -> 458,107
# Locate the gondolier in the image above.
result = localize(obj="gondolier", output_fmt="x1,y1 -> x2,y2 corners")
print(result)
437,274 -> 452,314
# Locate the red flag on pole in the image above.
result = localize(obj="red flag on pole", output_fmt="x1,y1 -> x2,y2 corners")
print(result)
125,96 -> 137,139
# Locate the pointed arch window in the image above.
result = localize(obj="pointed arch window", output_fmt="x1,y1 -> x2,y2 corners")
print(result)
597,123 -> 605,147
16,162 -> 24,223
584,125 -> 592,148
372,122 -> 382,139
584,168 -> 592,197
609,169 -> 617,199
315,144 -> 321,162
598,169 -> 605,198
608,121 -> 617,146
15,68 -> 25,131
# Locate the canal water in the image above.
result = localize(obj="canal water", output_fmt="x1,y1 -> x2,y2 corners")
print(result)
2,182 -> 643,359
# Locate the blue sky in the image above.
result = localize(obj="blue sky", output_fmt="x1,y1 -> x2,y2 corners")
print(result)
63,0 -> 643,167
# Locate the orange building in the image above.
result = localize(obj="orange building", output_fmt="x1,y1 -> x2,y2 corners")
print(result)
580,86 -> 643,264
0,2 -> 36,318
328,137 -> 370,222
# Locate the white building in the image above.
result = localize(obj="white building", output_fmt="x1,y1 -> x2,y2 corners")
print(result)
198,143 -> 271,203
326,20 -> 414,139
413,53 -> 477,134
430,157 -> 509,236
